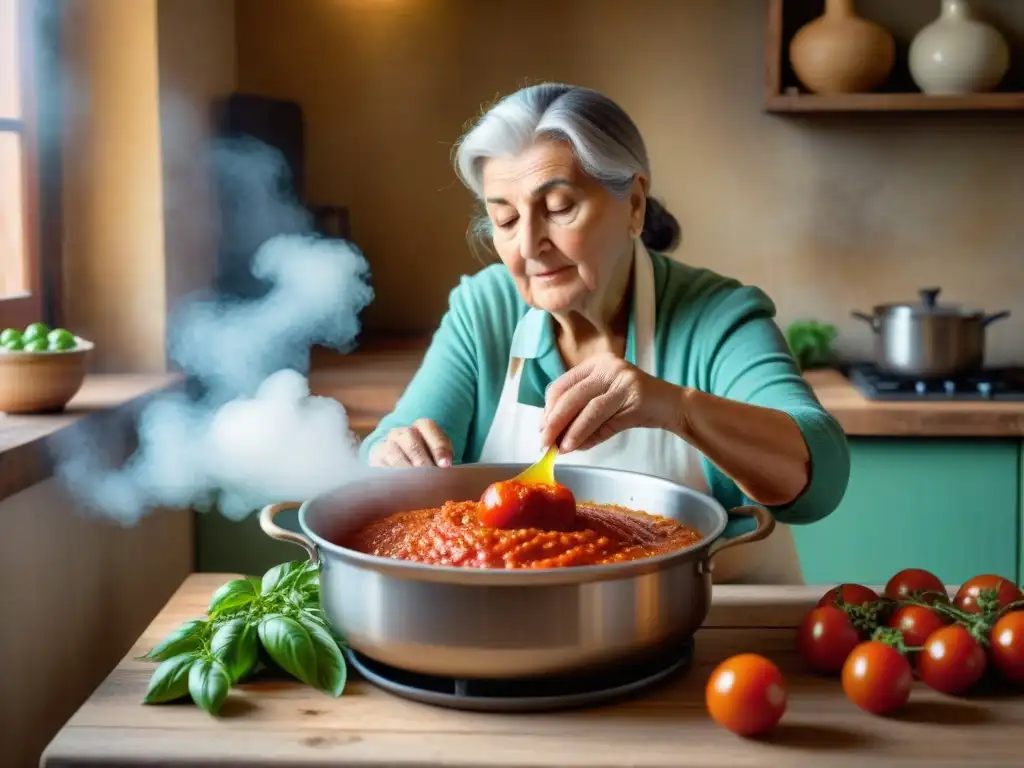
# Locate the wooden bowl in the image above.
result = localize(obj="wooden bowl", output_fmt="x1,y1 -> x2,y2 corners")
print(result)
0,338 -> 94,414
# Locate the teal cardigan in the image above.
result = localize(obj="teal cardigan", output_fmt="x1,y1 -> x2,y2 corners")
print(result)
360,251 -> 851,538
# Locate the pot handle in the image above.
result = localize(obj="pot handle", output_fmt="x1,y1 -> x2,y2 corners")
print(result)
850,311 -> 878,332
259,502 -> 318,563
983,310 -> 1010,327
699,505 -> 776,575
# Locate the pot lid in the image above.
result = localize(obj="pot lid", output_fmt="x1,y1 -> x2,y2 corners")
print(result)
877,287 -> 983,317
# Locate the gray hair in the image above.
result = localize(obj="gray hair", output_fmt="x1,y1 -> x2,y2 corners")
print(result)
453,83 -> 680,252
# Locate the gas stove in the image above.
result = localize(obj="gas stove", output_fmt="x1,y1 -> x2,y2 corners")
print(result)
847,364 -> 1024,401
344,637 -> 694,713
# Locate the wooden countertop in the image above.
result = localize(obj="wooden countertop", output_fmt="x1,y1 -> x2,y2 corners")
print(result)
0,373 -> 183,502
42,573 -> 1022,767
309,339 -> 1024,438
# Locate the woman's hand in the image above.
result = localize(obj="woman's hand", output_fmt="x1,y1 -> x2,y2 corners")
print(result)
540,352 -> 683,453
368,419 -> 454,468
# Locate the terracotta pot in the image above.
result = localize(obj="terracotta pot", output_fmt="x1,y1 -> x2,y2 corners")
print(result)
909,0 -> 1010,95
789,0 -> 895,94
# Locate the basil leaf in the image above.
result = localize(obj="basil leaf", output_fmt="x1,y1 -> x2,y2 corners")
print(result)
292,562 -> 319,592
142,619 -> 206,661
208,578 -> 258,616
261,561 -> 305,596
298,614 -> 347,696
258,615 -> 318,687
144,653 -> 195,703
210,618 -> 259,683
188,657 -> 232,715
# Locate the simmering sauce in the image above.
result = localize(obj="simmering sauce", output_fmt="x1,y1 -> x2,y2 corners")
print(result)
339,500 -> 703,569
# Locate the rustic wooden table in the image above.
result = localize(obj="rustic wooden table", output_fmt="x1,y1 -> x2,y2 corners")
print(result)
42,574 -> 1023,767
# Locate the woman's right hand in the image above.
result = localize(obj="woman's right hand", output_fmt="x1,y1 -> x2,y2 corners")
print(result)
368,419 -> 454,468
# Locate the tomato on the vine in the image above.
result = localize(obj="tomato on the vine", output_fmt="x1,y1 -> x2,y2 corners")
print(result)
953,575 -> 1022,616
884,568 -> 948,604
706,654 -> 787,737
917,624 -> 987,695
990,611 -> 1024,685
797,606 -> 860,674
888,604 -> 946,647
817,583 -> 879,608
841,640 -> 913,714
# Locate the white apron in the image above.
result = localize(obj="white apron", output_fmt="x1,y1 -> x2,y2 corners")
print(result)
476,241 -> 804,585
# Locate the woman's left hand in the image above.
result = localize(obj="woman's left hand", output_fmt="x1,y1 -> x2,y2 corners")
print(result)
540,352 -> 683,453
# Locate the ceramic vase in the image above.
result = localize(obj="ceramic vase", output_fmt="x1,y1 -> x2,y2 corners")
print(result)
909,0 -> 1010,95
788,0 -> 895,94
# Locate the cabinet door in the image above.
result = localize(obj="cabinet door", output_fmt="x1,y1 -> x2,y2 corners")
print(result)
195,505 -> 306,576
793,439 -> 1020,586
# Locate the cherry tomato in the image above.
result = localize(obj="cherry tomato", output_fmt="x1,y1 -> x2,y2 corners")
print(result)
884,568 -> 948,604
888,605 -> 946,647
917,624 -> 987,695
797,606 -> 860,674
841,641 -> 913,715
990,611 -> 1024,685
817,583 -> 879,608
478,480 -> 576,530
706,654 -> 787,737
953,575 -> 1022,616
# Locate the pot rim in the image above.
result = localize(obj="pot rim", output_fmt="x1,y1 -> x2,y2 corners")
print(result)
871,303 -> 986,319
276,465 -> 745,587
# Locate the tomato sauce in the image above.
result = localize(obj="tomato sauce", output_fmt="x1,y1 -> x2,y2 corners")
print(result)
338,500 -> 703,569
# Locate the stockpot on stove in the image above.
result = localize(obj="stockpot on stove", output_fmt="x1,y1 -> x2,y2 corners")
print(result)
259,463 -> 774,679
852,287 -> 1009,378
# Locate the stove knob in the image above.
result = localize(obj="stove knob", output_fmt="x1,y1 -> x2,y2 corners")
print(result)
978,381 -> 992,398
944,380 -> 956,396
915,381 -> 927,394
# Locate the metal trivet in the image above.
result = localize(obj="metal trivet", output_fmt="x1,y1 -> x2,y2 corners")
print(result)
344,637 -> 694,713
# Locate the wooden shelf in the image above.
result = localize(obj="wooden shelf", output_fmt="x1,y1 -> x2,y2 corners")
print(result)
766,91 -> 1024,113
764,0 -> 1024,114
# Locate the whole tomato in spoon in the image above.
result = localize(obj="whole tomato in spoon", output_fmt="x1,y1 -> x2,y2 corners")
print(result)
479,480 -> 576,531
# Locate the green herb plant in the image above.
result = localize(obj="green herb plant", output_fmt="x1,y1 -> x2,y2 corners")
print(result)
785,320 -> 838,371
140,559 -> 346,715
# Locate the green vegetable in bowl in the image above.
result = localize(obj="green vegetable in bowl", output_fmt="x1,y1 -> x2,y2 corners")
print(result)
47,328 -> 76,351
0,323 -> 80,352
140,559 -> 346,716
22,322 -> 49,342
23,338 -> 48,352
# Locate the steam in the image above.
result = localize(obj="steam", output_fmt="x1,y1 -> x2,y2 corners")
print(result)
53,139 -> 375,525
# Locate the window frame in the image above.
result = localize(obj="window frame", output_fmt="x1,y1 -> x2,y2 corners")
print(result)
0,0 -> 60,330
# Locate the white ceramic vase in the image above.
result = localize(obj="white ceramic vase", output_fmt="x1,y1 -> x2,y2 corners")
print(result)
909,0 -> 1010,95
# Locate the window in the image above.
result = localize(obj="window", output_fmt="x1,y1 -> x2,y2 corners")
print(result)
0,0 -> 42,329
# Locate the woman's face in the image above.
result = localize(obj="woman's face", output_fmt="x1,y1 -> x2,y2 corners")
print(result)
480,138 -> 646,315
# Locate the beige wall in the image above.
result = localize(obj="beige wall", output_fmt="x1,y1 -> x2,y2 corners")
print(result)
236,0 -> 1024,365
60,0 -> 167,373
158,0 -> 238,315
58,0 -> 236,373
0,480 -> 192,768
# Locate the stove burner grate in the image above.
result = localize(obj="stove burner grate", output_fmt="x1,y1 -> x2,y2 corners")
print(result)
847,364 -> 1024,401
344,637 -> 695,713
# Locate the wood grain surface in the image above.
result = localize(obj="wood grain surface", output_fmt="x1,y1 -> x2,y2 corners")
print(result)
41,574 -> 1024,767
0,373 -> 183,502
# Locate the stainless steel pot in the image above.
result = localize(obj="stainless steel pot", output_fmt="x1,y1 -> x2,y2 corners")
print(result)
259,464 -> 774,679
852,287 -> 1009,378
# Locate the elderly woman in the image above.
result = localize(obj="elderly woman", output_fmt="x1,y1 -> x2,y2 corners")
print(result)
360,83 -> 850,584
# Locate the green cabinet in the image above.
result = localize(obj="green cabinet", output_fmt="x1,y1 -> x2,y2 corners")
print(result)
793,438 -> 1022,586
195,505 -> 306,576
